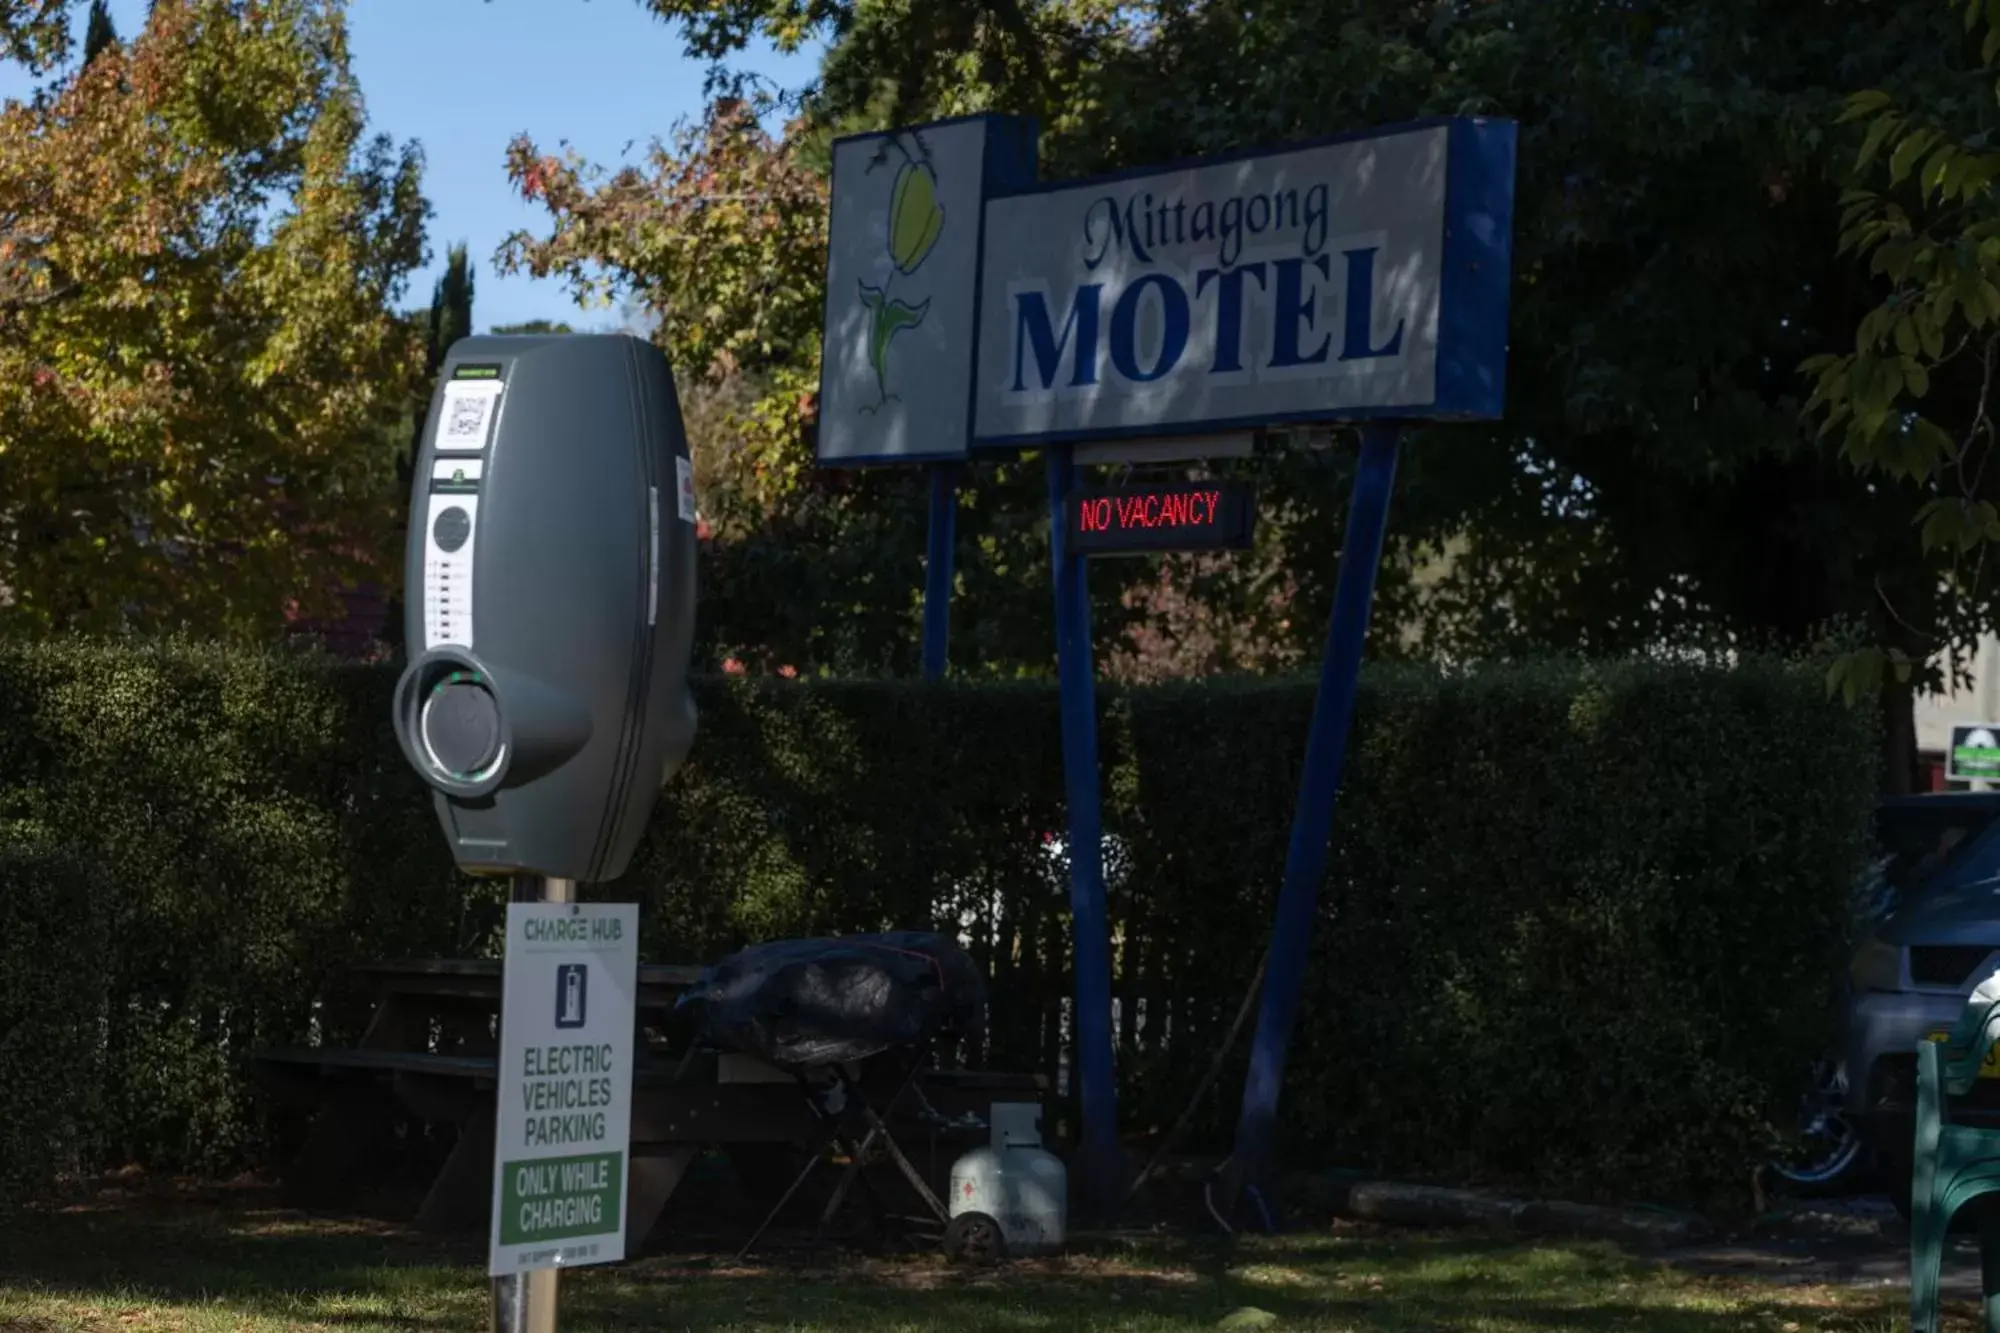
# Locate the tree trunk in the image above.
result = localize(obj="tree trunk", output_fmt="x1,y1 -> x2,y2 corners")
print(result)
1881,671 -> 1918,795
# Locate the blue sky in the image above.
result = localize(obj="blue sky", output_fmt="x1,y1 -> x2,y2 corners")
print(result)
16,0 -> 823,331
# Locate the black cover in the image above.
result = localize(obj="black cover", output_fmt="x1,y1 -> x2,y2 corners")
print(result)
677,931 -> 986,1072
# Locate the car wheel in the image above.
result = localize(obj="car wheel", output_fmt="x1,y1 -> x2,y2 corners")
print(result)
1766,1059 -> 1872,1196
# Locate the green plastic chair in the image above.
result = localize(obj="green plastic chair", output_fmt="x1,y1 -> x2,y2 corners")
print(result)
1911,974 -> 2000,1333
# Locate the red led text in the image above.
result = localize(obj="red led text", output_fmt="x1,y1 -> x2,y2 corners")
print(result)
1076,489 -> 1222,534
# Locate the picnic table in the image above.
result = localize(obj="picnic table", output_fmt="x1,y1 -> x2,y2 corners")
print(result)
251,958 -> 1045,1244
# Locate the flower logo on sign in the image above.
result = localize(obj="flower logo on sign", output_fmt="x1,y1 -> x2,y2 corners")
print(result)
857,134 -> 945,413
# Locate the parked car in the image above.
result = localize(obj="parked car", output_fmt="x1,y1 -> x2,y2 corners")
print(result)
1824,792 -> 2000,1209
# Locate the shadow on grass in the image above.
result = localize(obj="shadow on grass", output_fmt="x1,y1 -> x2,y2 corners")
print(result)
0,1197 -> 1927,1332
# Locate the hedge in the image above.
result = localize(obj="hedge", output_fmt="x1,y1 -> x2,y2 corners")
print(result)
0,826 -> 106,1214
0,640 -> 1877,1208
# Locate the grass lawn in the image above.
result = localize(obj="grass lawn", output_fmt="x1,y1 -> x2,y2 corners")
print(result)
0,1187 -> 1964,1332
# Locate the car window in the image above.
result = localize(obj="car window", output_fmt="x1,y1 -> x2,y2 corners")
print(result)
1864,803 -> 2000,920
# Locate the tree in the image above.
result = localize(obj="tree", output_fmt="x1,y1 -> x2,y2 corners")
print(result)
81,0 -> 113,63
490,318 -> 573,335
426,241 -> 474,375
588,0 -> 1998,767
0,1 -> 78,73
0,0 -> 429,638
500,97 -> 825,505
1801,0 -> 2000,712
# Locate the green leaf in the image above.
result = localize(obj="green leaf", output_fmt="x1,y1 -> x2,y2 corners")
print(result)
1857,114 -> 1902,173
1839,221 -> 1879,257
1911,415 -> 1957,469
1978,500 -> 2000,543
1894,314 -> 1919,356
1849,355 -> 1904,440
1827,648 -> 1883,707
1932,287 -> 1960,329
1926,144 -> 1960,198
1839,90 -> 1893,123
1961,266 -> 1993,328
1840,194 -> 1880,230
1918,497 -> 1969,550
1874,237 -> 1918,281
1803,358 -> 1850,413
1960,155 -> 2000,197
1857,307 -> 1891,354
1891,128 -> 1942,185
1917,307 -> 1948,360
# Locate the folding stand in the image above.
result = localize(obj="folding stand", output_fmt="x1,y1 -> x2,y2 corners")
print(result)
734,1035 -> 956,1261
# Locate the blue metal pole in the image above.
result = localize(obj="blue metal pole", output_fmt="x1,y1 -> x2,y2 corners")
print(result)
1224,423 -> 1402,1220
1044,443 -> 1120,1219
921,464 -> 960,681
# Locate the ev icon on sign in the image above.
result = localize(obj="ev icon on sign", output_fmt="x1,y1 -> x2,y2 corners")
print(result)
555,963 -> 587,1029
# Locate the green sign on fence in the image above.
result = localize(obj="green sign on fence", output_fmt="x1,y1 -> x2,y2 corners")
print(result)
1950,723 -> 2000,784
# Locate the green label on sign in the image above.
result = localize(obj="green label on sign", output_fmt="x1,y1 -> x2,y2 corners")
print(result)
1956,746 -> 2000,778
498,1151 -> 623,1246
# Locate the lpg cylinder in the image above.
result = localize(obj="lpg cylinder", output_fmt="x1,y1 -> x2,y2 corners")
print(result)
946,1101 -> 1067,1262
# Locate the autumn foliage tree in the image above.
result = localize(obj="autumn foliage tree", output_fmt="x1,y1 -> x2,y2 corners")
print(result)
500,97 -> 965,674
0,1 -> 74,73
500,96 -> 827,523
0,0 -> 427,638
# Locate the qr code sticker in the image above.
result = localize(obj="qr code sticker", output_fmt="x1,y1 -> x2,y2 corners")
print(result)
447,397 -> 488,440
437,383 -> 500,450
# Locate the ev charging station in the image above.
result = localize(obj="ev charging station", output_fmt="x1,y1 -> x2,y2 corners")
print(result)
390,332 -> 699,1333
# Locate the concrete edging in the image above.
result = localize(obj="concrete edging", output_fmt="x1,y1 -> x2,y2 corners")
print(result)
1315,1177 -> 1716,1247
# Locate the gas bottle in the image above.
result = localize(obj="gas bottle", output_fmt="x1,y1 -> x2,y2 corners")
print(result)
946,1101 -> 1067,1263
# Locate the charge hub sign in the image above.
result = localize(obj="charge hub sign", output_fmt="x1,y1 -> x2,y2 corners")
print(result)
816,114 -> 1516,464
489,902 -> 638,1277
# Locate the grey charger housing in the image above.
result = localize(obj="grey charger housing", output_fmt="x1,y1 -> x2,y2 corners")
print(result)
390,333 -> 698,882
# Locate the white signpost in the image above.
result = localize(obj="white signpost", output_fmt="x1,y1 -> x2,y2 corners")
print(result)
489,901 -> 639,1278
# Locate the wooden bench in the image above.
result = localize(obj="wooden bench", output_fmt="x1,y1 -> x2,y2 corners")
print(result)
252,959 -> 1047,1243
342,959 -> 704,1051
